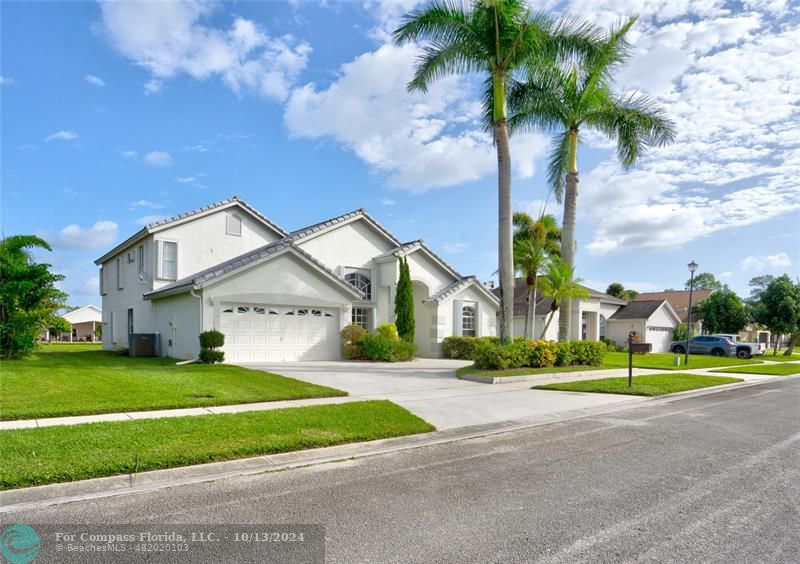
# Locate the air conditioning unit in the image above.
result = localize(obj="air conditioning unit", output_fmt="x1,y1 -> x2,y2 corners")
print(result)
128,333 -> 160,357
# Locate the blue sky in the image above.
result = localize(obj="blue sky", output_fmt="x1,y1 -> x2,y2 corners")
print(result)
2,0 -> 798,308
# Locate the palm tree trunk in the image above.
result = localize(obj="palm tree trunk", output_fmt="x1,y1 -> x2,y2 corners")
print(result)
523,285 -> 532,339
529,278 -> 538,339
540,307 -> 557,340
784,331 -> 800,355
494,75 -> 513,343
558,128 -> 579,342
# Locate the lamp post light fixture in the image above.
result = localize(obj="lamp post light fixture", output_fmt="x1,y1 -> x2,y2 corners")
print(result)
685,260 -> 698,365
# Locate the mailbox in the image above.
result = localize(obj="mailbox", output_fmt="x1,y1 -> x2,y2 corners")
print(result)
629,342 -> 652,354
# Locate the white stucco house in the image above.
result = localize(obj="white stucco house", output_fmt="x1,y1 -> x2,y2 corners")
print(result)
500,279 -> 628,341
606,299 -> 681,352
95,196 -> 499,361
46,304 -> 103,342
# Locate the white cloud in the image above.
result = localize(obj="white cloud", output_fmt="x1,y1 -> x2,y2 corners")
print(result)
381,198 -> 395,206
134,214 -> 168,226
45,130 -> 78,142
175,176 -> 196,183
443,242 -> 470,254
98,1 -> 311,100
0,75 -> 16,85
119,150 -> 138,159
54,221 -> 118,250
143,151 -> 172,166
129,199 -> 164,209
81,277 -> 100,294
285,43 -> 548,191
183,144 -> 209,152
85,74 -> 106,87
740,252 -> 793,271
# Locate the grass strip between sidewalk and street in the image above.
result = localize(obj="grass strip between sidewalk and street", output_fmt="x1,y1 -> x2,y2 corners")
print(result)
0,346 -> 346,421
456,364 -> 611,378
602,351 -> 762,371
533,373 -> 743,397
757,353 -> 800,363
712,363 -> 800,376
0,400 -> 434,490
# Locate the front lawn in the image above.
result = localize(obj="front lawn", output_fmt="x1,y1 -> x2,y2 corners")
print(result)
533,373 -> 743,397
602,351 -> 762,371
713,363 -> 800,376
0,348 -> 345,420
456,364 -> 611,378
0,400 -> 433,489
759,353 -> 800,362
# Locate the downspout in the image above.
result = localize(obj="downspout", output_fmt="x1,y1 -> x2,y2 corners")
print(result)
185,286 -> 202,364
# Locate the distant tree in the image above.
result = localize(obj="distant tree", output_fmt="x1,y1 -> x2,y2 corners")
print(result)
672,322 -> 688,341
394,257 -> 415,343
748,275 -> 775,300
695,289 -> 747,335
750,275 -> 800,355
663,288 -> 678,292
623,289 -> 639,301
685,272 -> 722,291
606,282 -> 625,299
0,235 -> 67,359
47,316 -> 72,341
537,259 -> 589,340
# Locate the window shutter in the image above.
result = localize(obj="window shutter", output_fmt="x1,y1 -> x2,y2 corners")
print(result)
475,301 -> 482,337
156,240 -> 163,279
453,300 -> 463,337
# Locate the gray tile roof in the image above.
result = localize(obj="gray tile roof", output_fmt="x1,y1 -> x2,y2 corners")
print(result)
373,240 -> 422,260
290,208 -> 401,246
425,276 -> 500,304
608,300 -> 666,320
144,238 -> 361,300
494,278 -> 626,317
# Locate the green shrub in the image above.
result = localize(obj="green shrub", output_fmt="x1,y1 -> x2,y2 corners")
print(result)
528,340 -> 557,368
442,336 -> 500,360
392,339 -> 417,361
600,337 -> 624,352
377,323 -> 399,341
473,339 -> 529,370
554,342 -> 573,367
361,333 -> 396,362
567,341 -> 606,366
341,324 -> 366,360
199,349 -> 224,363
199,330 -> 225,349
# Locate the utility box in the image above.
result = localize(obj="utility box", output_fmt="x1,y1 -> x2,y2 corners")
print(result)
128,333 -> 159,357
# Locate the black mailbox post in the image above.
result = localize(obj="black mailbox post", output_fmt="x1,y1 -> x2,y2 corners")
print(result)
627,333 -> 652,387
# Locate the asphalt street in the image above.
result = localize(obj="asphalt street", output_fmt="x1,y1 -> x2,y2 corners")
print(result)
5,378 -> 799,563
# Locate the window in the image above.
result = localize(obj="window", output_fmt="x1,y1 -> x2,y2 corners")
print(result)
352,307 -> 371,330
137,245 -> 145,274
226,214 -> 242,236
254,307 -> 266,315
599,315 -> 607,339
222,306 -> 234,314
462,305 -> 476,337
344,270 -> 371,301
160,241 -> 177,280
99,266 -> 104,295
116,258 -> 123,290
237,306 -> 250,313
127,308 -> 134,335
297,309 -> 309,316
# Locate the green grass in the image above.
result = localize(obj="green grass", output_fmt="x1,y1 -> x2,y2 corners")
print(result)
0,400 -> 434,490
713,363 -> 800,376
456,364 -> 610,378
533,373 -> 743,397
0,348 -> 346,421
602,351 -> 762,371
759,353 -> 800,362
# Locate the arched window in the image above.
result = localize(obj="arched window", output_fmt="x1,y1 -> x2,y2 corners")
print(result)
345,271 -> 371,301
462,305 -> 476,337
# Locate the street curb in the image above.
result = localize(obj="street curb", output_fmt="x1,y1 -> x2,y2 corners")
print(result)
1,375 -> 793,514
459,367 -> 643,384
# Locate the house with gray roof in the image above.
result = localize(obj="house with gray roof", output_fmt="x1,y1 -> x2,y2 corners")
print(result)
95,196 -> 498,361
606,299 -> 681,352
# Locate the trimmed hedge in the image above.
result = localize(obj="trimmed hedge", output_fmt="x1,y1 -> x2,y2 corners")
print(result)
555,340 -> 606,367
473,338 -> 606,371
199,330 -> 225,364
340,323 -> 417,362
441,336 -> 501,360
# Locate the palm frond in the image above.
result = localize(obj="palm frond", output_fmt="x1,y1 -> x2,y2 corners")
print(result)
409,40 -> 486,92
547,130 -> 570,202
507,69 -> 568,135
579,15 -> 636,98
393,0 -> 476,46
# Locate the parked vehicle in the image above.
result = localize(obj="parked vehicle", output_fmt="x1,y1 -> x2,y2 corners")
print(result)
670,336 -> 737,357
711,334 -> 766,359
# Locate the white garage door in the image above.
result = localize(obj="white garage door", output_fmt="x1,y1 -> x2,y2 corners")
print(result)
220,304 -> 340,362
646,326 -> 674,353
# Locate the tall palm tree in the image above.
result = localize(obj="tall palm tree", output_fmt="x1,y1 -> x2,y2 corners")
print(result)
508,16 -> 676,341
513,211 -> 560,338
393,1 -> 599,342
537,259 -> 588,340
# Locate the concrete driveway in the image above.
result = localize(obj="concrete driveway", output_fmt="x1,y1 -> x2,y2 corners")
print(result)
246,359 -> 640,429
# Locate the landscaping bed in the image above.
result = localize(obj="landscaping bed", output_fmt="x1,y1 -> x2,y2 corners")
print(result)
602,351 -> 763,371
533,373 -> 743,397
713,363 -> 800,376
0,348 -> 345,421
0,400 -> 434,490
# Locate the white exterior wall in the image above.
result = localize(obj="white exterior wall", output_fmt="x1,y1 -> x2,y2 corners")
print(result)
436,285 -> 498,356
512,313 -> 558,340
645,303 -> 678,352
153,292 -> 202,360
607,319 -> 646,349
99,207 -> 280,351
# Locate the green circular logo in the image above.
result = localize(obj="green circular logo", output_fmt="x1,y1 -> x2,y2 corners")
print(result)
0,524 -> 40,564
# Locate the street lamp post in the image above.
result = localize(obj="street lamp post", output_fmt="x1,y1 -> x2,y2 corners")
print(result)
685,260 -> 698,365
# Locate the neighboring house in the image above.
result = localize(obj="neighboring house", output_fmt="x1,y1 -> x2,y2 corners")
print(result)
499,279 -> 627,341
95,196 -> 498,361
631,290 -> 713,335
739,323 -> 770,345
47,305 -> 103,342
606,300 -> 681,352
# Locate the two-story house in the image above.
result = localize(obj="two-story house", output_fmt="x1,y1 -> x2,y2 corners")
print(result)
95,196 -> 498,361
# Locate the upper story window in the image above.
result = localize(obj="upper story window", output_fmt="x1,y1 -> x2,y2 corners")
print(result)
226,214 -> 242,237
462,304 -> 476,337
159,241 -> 178,281
116,258 -> 123,290
137,245 -> 145,274
344,269 -> 371,301
99,266 -> 104,295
